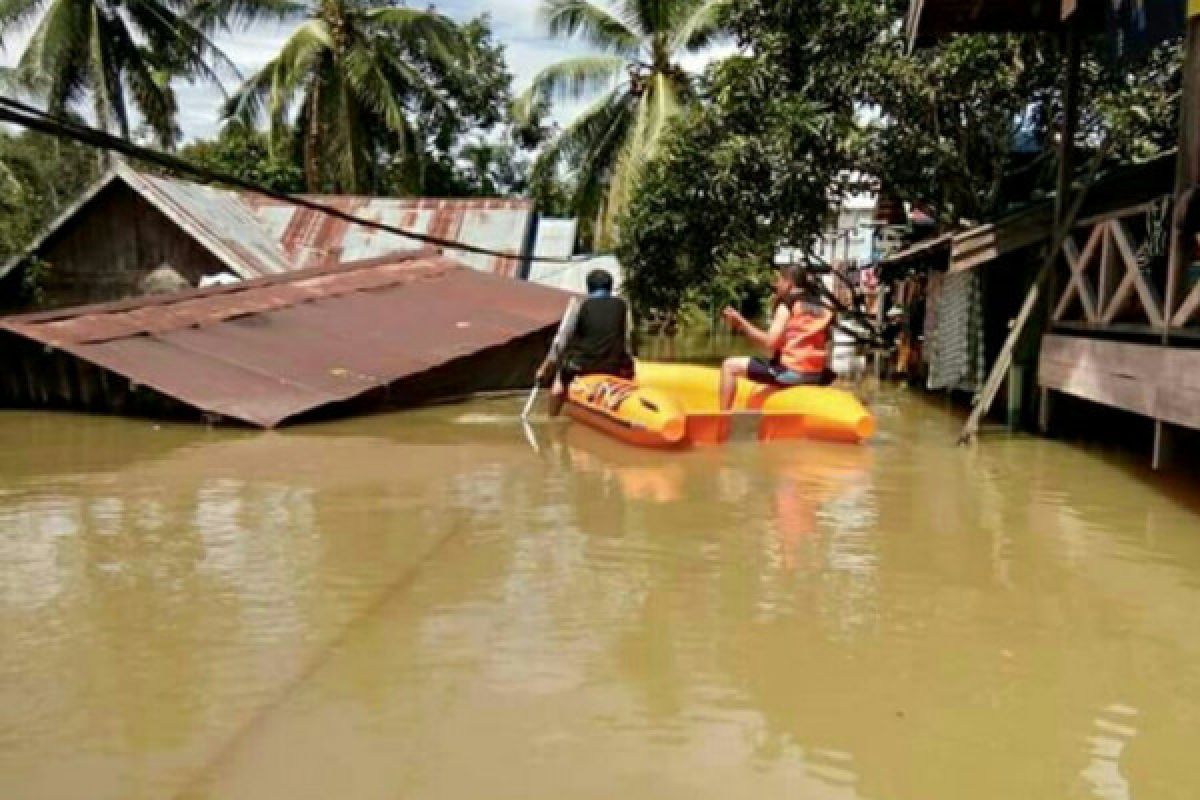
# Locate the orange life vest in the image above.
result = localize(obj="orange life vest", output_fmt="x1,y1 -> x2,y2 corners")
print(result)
778,300 -> 830,374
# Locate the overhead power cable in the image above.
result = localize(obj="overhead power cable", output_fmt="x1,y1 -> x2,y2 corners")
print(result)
0,95 -> 574,264
0,94 -> 893,349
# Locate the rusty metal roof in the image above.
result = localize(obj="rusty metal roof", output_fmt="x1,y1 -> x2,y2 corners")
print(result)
0,251 -> 569,427
241,194 -> 534,278
122,166 -> 294,278
4,168 -> 534,284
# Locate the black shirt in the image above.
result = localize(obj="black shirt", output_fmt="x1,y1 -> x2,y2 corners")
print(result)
565,294 -> 630,374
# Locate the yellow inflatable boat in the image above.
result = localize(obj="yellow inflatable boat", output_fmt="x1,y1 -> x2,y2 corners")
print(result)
566,361 -> 874,448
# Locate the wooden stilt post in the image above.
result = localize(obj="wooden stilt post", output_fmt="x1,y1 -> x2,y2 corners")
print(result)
1038,386 -> 1052,434
1164,14 -> 1200,335
1152,420 -> 1173,470
959,23 -> 1085,445
1054,21 -> 1082,233
1153,11 -> 1200,469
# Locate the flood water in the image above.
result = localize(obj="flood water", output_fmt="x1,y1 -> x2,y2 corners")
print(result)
2,383 -> 1200,799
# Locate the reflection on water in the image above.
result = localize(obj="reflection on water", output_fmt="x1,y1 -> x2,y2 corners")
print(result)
2,390 -> 1200,799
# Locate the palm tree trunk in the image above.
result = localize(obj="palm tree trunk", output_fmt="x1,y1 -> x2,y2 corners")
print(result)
304,85 -> 322,191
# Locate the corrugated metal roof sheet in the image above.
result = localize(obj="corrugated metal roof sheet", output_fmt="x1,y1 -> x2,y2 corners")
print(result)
241,194 -> 534,278
528,255 -> 624,295
880,232 -> 954,268
533,218 -> 579,260
5,168 -> 534,286
0,251 -> 570,427
122,166 -> 294,279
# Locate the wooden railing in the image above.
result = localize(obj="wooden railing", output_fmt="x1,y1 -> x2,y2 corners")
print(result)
1051,201 -> 1200,333
1173,246 -> 1200,328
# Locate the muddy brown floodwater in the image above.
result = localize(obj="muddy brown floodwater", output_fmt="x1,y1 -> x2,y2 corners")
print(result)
2,380 -> 1200,800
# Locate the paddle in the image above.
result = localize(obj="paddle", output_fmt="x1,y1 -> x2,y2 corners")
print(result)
521,296 -> 583,420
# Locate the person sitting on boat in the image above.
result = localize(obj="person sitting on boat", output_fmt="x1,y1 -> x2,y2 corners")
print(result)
718,266 -> 835,410
540,269 -> 634,417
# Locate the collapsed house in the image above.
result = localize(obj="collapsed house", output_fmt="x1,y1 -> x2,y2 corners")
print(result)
0,251 -> 569,427
0,165 -> 566,426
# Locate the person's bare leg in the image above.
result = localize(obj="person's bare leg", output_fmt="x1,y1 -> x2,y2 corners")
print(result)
720,357 -> 750,411
547,374 -> 566,417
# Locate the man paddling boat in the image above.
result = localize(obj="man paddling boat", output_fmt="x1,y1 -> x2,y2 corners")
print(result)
537,269 -> 634,417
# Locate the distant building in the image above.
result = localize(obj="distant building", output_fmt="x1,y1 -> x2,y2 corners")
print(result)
816,181 -> 879,267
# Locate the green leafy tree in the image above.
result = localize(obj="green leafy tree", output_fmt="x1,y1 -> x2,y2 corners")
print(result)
0,130 -> 100,307
620,0 -> 1185,319
861,28 -> 1182,225
380,15 -> 527,197
179,126 -> 304,192
619,72 -> 836,317
515,0 -> 733,248
0,0 -> 289,146
619,0 -> 880,318
224,1 -> 498,194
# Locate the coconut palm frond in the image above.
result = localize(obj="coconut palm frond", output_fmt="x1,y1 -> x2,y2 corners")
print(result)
105,13 -> 180,144
539,88 -> 632,171
6,0 -> 253,139
540,0 -> 641,54
188,0 -> 301,32
530,0 -> 730,245
125,0 -> 240,82
564,91 -> 637,226
367,6 -> 465,67
343,44 -> 420,140
222,19 -> 329,127
16,0 -> 89,111
512,54 -> 626,125
0,0 -> 47,37
669,0 -> 734,52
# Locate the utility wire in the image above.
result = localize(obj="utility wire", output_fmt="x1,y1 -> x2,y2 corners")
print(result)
0,94 -> 896,349
0,95 -> 575,265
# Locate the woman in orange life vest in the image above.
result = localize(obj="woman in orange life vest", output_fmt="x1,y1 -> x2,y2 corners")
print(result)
719,265 -> 836,411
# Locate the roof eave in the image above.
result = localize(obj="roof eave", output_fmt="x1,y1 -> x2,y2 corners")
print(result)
115,163 -> 292,280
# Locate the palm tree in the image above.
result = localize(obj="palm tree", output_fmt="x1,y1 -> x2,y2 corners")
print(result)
223,0 -> 468,194
515,0 -> 731,247
0,0 -> 286,146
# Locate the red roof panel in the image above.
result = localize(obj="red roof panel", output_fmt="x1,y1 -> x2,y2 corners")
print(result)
0,252 -> 570,427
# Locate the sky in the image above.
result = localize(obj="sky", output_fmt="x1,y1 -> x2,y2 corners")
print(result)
2,0 -> 733,142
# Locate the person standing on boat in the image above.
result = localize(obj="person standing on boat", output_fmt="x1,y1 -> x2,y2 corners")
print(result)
718,266 -> 835,411
540,269 -> 634,417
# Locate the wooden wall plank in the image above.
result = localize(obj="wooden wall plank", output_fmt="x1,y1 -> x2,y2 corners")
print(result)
1039,358 -> 1157,417
1157,384 -> 1200,429
1039,334 -> 1200,430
